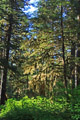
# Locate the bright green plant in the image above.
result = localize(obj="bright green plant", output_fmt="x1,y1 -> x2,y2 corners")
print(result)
0,96 -> 71,120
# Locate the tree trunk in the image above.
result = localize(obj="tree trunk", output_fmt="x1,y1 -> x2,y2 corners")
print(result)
76,0 -> 80,86
61,6 -> 67,88
71,42 -> 75,88
77,44 -> 80,86
1,15 -> 13,104
75,45 -> 78,88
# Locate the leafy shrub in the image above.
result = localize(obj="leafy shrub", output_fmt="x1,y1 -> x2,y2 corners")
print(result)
0,96 -> 71,120
69,87 -> 80,120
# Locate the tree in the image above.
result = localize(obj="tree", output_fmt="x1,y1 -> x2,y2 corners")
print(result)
0,0 -> 28,104
21,0 -> 69,97
0,0 -> 80,101
21,0 -> 80,98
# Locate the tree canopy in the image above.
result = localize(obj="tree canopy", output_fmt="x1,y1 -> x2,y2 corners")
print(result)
0,0 -> 80,119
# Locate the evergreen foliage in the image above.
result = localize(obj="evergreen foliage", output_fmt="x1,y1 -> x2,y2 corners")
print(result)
0,0 -> 80,119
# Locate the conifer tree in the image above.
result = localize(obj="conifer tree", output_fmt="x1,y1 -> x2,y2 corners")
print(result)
0,0 -> 28,104
21,0 -> 80,97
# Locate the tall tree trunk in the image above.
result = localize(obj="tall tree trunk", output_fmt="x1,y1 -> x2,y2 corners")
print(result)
76,0 -> 80,86
77,44 -> 80,85
0,37 -> 3,98
0,67 -> 3,98
1,15 -> 13,104
75,45 -> 78,88
61,6 -> 67,88
71,42 -> 75,88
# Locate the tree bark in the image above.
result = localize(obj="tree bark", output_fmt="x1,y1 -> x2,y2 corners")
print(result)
76,0 -> 80,86
1,14 -> 13,104
61,6 -> 67,88
77,44 -> 80,86
71,42 -> 75,88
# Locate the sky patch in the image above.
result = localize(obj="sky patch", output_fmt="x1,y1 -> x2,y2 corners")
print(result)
24,0 -> 39,14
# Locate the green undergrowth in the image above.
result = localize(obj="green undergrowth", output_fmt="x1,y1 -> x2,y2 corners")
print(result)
0,95 -> 79,120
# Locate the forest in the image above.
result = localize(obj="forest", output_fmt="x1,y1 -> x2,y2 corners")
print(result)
0,0 -> 80,120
